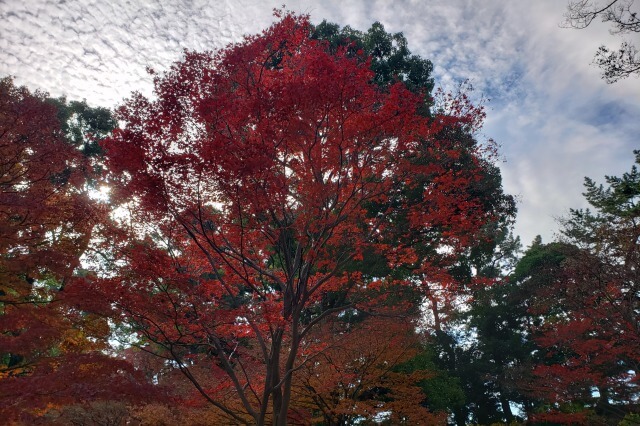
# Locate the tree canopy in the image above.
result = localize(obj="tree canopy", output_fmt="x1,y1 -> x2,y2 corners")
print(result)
3,9 -> 638,426
62,12 -> 511,425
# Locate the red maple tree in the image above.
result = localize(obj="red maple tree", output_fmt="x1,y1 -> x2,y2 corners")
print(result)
69,13 -> 496,424
0,78 -> 156,422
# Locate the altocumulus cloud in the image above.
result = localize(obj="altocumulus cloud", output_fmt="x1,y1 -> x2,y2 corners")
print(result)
0,0 -> 275,105
1,0 -> 639,245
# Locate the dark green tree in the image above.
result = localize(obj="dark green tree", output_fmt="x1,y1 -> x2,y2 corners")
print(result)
46,97 -> 116,186
47,97 -> 116,156
478,151 -> 640,424
312,20 -> 434,114
532,151 -> 640,423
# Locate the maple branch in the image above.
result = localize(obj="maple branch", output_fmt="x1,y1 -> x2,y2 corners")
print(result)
232,345 -> 262,406
209,334 -> 259,421
185,195 -> 284,295
170,347 -> 252,425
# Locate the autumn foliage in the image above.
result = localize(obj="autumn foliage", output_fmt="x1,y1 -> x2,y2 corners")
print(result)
61,12 -> 502,425
10,10 -> 638,426
0,78 -> 156,422
0,77 -> 96,414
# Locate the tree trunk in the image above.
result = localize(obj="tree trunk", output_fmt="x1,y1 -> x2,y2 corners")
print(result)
453,406 -> 467,426
499,392 -> 514,423
270,332 -> 283,426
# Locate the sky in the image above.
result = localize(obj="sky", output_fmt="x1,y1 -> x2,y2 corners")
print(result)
1,0 -> 639,247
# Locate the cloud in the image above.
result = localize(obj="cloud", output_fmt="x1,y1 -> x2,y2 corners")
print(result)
0,0 -> 276,105
1,0 -> 638,247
